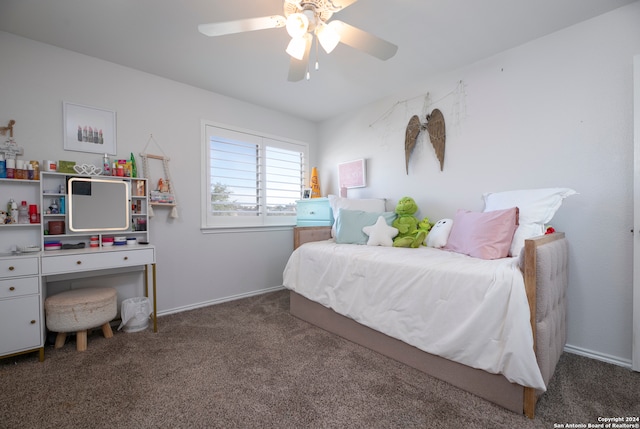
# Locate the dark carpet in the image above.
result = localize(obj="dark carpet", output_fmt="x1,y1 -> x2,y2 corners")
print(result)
1,290 -> 638,428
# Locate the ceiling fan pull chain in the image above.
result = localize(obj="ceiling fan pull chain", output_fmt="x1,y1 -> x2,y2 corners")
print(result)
315,35 -> 320,71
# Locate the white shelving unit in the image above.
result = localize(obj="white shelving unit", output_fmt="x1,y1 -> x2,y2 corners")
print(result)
39,172 -> 150,249
0,177 -> 42,253
0,177 -> 44,361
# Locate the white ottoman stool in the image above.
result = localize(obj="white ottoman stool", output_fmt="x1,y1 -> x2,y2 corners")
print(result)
45,287 -> 118,352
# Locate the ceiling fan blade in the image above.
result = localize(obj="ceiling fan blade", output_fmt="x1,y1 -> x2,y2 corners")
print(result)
329,20 -> 398,60
287,37 -> 312,82
198,16 -> 286,37
329,0 -> 358,11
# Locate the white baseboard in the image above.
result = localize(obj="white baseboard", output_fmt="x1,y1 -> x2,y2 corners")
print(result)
157,285 -> 285,317
564,344 -> 633,369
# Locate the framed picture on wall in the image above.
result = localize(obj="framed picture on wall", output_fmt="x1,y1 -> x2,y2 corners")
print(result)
63,102 -> 117,155
338,158 -> 366,189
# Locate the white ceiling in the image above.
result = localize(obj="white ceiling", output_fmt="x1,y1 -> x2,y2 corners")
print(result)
1,0 -> 635,122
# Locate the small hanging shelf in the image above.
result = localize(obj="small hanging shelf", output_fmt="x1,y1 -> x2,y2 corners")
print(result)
0,119 -> 24,159
140,134 -> 178,219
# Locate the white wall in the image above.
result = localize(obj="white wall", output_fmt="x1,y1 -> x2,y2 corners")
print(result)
2,2 -> 638,366
317,3 -> 640,366
0,31 -> 317,313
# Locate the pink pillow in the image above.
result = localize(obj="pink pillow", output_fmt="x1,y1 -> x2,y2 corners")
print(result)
444,207 -> 519,260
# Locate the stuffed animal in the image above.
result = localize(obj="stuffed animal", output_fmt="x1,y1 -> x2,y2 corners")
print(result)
417,217 -> 434,245
392,196 -> 427,248
426,218 -> 453,248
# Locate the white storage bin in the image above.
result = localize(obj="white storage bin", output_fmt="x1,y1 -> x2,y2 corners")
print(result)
118,297 -> 152,333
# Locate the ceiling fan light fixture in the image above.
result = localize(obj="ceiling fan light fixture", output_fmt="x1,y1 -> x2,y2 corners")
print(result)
285,13 -> 309,38
316,21 -> 340,54
286,33 -> 310,60
198,0 -> 397,82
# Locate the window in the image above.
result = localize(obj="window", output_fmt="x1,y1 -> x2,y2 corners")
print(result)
202,122 -> 308,228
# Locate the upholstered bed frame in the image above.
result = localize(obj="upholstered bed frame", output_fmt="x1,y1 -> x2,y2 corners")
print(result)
289,229 -> 568,419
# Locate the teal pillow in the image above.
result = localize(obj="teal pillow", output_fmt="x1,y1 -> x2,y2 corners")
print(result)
335,209 -> 397,245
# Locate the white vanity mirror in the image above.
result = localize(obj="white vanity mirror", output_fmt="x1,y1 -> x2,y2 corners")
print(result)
67,177 -> 130,232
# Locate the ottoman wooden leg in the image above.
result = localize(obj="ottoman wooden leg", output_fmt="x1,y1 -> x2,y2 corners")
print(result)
76,330 -> 88,352
55,332 -> 67,349
101,322 -> 113,339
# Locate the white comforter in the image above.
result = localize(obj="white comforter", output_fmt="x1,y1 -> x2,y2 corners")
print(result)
283,240 -> 546,391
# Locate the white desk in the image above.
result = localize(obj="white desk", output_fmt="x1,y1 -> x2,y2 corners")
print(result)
41,245 -> 158,332
0,245 -> 157,362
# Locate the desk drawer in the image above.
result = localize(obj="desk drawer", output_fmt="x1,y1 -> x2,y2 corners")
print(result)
42,248 -> 155,275
0,257 -> 39,278
0,276 -> 39,299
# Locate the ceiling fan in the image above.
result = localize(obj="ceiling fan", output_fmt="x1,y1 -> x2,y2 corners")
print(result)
198,0 -> 398,82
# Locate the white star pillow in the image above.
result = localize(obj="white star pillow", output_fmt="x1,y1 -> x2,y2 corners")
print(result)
362,216 -> 399,246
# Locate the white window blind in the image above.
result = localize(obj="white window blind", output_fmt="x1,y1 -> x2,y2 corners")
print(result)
202,123 -> 308,228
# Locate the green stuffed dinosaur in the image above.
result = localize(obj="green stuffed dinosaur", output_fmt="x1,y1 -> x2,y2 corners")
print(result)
392,196 -> 427,248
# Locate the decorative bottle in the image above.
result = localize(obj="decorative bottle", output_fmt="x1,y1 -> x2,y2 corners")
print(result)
103,153 -> 111,176
6,158 -> 15,179
0,154 -> 5,178
30,161 -> 40,180
130,153 -> 137,178
18,201 -> 29,224
10,200 -> 18,224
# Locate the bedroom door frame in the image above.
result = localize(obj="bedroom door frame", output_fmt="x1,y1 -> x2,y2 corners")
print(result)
633,54 -> 640,372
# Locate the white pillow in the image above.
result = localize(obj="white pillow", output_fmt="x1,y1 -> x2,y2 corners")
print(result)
328,195 -> 386,237
362,215 -> 399,246
425,218 -> 453,248
482,187 -> 576,256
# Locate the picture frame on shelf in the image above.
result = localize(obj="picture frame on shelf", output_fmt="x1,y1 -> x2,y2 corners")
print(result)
63,102 -> 116,155
302,188 -> 312,199
338,158 -> 366,189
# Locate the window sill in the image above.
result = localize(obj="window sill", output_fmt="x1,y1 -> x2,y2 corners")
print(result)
200,225 -> 294,234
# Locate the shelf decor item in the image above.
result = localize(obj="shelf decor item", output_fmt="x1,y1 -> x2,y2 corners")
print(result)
57,160 -> 77,174
404,108 -> 446,173
140,134 -> 178,219
63,102 -> 116,155
0,119 -> 25,161
309,167 -> 321,199
72,164 -> 103,176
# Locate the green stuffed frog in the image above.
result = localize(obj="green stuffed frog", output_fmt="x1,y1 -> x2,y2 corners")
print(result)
392,196 -> 427,248
417,217 -> 434,245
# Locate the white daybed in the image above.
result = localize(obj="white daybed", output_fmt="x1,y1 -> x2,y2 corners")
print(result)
283,189 -> 573,419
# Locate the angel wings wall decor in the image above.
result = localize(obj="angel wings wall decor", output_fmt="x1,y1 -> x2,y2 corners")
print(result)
404,108 -> 446,173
